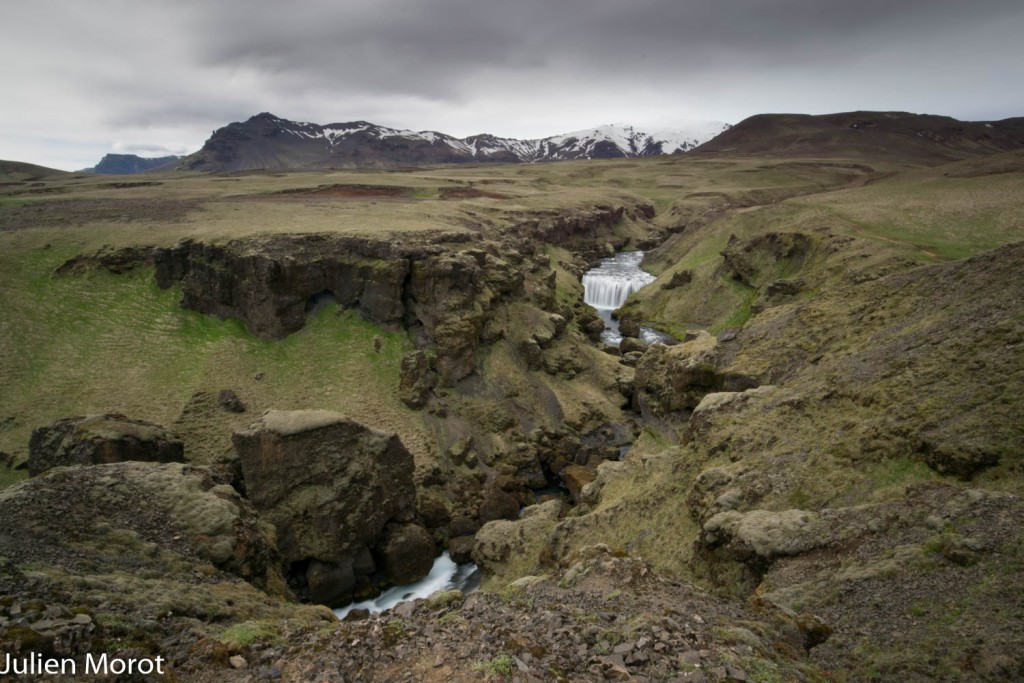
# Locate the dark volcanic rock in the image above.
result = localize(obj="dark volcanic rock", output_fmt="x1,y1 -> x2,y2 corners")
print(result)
561,464 -> 596,505
232,410 -> 430,604
478,487 -> 521,524
398,350 -> 435,409
447,535 -> 476,564
218,389 -> 247,413
578,311 -> 606,342
28,414 -> 184,477
377,523 -> 435,585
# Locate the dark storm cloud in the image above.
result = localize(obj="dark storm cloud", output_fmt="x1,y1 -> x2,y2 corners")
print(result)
183,0 -> 1024,101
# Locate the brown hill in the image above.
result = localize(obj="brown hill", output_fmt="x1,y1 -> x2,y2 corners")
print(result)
694,111 -> 1024,164
0,159 -> 68,182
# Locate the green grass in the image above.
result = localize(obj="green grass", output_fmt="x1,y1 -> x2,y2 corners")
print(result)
0,243 -> 423,463
797,166 -> 1024,260
0,468 -> 27,489
218,620 -> 280,647
712,279 -> 758,333
868,457 -> 937,495
472,654 -> 514,678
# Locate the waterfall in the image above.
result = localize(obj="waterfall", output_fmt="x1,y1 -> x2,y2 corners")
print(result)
582,251 -> 674,346
582,251 -> 655,311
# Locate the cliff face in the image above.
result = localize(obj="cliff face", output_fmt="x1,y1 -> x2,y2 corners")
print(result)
152,234 -> 524,386
153,235 -> 416,340
151,204 -> 640,385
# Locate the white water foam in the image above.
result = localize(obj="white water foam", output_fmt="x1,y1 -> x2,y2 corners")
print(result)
333,552 -> 480,620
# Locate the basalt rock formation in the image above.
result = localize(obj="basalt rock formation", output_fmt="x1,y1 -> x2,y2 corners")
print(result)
153,232 -> 537,385
153,234 -> 419,341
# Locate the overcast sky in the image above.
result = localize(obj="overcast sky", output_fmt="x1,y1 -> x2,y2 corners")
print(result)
3,0 -> 1022,170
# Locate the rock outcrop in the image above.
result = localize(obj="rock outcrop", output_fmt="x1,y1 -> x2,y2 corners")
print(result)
0,461 -> 284,591
632,331 -> 722,418
27,414 -> 185,477
154,235 -> 418,341
398,350 -> 435,409
232,410 -> 432,605
153,233 -> 542,385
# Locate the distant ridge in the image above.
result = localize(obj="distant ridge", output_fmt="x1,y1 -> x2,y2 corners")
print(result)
176,113 -> 730,172
81,153 -> 182,174
0,159 -> 68,181
693,111 -> 1024,163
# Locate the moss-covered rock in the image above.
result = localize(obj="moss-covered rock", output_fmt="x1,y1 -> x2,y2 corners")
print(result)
233,410 -> 430,603
28,414 -> 184,477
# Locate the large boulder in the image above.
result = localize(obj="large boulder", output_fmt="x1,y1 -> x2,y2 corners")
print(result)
377,523 -> 435,584
478,486 -> 521,524
28,414 -> 184,477
472,500 -> 562,582
232,410 -> 432,604
632,332 -> 723,418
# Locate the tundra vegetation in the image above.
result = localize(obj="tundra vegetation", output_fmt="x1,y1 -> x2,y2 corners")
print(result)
0,133 -> 1022,681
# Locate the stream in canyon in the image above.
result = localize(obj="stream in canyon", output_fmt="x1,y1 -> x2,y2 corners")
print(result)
333,250 -> 664,619
334,552 -> 481,620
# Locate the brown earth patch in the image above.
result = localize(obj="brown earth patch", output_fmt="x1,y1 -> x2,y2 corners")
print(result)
439,187 -> 510,200
0,198 -> 201,230
253,184 -> 411,201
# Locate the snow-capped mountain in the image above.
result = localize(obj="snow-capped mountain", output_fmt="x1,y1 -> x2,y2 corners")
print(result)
178,113 -> 729,172
470,122 -> 730,162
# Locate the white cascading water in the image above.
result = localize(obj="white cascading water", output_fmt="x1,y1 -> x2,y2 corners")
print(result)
582,251 -> 656,310
583,251 -> 666,345
333,552 -> 480,620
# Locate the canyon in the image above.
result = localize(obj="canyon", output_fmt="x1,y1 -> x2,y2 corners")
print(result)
0,111 -> 1022,681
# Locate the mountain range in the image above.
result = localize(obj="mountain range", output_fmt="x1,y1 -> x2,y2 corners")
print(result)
174,113 -> 729,172
74,110 -> 1024,175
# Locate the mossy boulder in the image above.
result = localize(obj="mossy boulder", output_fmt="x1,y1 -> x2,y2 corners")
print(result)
233,410 -> 430,604
633,331 -> 723,418
28,414 -> 184,477
473,500 -> 562,581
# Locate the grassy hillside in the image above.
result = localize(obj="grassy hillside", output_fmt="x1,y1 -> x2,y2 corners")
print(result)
0,159 -> 68,182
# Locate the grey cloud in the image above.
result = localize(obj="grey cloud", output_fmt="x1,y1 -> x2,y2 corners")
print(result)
185,0 -> 1024,95
2,0 -> 1022,170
